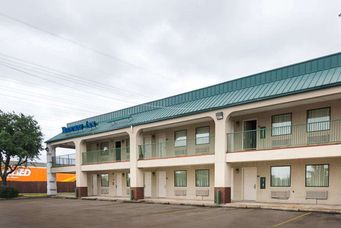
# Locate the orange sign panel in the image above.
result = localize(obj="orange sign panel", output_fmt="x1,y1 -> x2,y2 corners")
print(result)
1,167 -> 75,182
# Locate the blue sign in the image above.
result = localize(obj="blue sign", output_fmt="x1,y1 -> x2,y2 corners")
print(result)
62,121 -> 97,133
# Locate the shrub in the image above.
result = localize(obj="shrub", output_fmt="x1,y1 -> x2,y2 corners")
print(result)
0,186 -> 19,199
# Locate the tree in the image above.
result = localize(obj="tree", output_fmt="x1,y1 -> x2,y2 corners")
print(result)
0,110 -> 43,187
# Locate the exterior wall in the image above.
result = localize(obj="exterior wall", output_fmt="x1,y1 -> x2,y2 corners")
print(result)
232,157 -> 341,204
143,165 -> 214,201
87,171 -> 130,197
141,121 -> 215,157
230,99 -> 341,152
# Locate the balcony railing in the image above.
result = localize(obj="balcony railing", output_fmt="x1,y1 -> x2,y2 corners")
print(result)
227,120 -> 341,152
52,154 -> 76,167
138,137 -> 214,160
82,147 -> 130,165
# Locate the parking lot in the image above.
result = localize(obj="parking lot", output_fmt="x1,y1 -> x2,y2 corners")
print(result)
1,198 -> 341,228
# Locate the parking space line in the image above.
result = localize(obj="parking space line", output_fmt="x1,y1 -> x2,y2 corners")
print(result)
272,212 -> 312,227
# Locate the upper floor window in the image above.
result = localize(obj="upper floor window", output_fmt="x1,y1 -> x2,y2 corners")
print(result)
272,113 -> 292,136
101,174 -> 109,187
175,130 -> 187,147
100,142 -> 109,155
271,166 -> 291,187
196,127 -> 210,145
307,108 -> 330,132
306,164 -> 329,187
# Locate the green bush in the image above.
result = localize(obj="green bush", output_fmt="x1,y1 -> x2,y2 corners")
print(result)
0,186 -> 19,199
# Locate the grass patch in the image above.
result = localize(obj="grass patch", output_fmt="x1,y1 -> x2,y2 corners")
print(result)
19,193 -> 47,198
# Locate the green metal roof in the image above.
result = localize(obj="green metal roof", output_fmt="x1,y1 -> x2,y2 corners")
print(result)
47,52 -> 341,143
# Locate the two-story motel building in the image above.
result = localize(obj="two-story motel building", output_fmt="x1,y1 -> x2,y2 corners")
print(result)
46,52 -> 341,204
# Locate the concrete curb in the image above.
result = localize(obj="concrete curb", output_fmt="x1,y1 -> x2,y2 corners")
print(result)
55,197 -> 341,214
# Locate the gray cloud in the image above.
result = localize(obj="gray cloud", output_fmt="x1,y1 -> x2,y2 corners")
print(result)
0,0 -> 340,161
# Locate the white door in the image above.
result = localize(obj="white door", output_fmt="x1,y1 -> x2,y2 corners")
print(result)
243,167 -> 257,201
158,171 -> 167,198
144,172 -> 152,197
92,174 -> 98,196
158,134 -> 166,157
116,173 -> 122,196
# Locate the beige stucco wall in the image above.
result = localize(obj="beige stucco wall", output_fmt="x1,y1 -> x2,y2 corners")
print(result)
142,165 -> 215,201
230,99 -> 341,152
86,170 -> 130,197
232,157 -> 341,204
141,121 -> 215,157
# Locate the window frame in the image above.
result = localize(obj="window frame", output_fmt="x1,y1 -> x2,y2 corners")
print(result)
100,174 -> 109,187
306,107 -> 331,133
195,169 -> 210,187
174,130 -> 187,148
305,164 -> 329,187
271,113 -> 292,136
100,141 -> 110,156
270,165 -> 291,187
174,170 -> 187,187
195,126 -> 210,145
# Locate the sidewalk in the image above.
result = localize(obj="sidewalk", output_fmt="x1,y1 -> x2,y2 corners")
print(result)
225,201 -> 341,214
140,198 -> 341,214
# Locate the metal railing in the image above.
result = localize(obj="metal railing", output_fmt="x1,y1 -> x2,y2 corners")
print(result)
52,154 -> 76,167
82,147 -> 130,165
227,120 -> 341,152
138,137 -> 214,160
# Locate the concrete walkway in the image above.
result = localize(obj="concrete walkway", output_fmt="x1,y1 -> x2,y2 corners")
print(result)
57,195 -> 341,214
225,201 -> 341,214
141,198 -> 341,214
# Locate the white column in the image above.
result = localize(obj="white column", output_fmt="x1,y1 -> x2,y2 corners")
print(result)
46,145 -> 57,196
75,140 -> 88,197
129,128 -> 144,200
214,112 -> 232,203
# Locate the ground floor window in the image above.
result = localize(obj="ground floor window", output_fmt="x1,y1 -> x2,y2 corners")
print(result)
174,170 -> 187,187
101,174 -> 109,187
306,164 -> 329,187
271,166 -> 291,187
195,169 -> 209,187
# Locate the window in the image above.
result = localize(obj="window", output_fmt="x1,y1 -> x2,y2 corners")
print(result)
175,130 -> 187,147
272,113 -> 292,136
260,127 -> 266,139
126,172 -> 130,187
174,170 -> 187,187
307,108 -> 330,132
195,169 -> 209,187
271,166 -> 291,187
196,127 -> 210,145
306,164 -> 329,187
101,174 -> 109,187
100,142 -> 109,155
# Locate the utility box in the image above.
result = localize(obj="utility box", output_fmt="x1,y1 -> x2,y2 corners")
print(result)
215,190 -> 222,204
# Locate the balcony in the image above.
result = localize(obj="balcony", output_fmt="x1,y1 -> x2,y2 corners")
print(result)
52,154 -> 76,167
138,137 -> 214,160
227,120 -> 341,152
82,147 -> 130,165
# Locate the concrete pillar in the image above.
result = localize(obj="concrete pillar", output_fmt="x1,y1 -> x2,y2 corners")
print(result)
75,140 -> 88,198
129,129 -> 144,200
46,145 -> 57,196
214,112 -> 233,204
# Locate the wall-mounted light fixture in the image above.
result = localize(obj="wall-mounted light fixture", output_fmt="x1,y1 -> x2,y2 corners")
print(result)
216,112 -> 224,120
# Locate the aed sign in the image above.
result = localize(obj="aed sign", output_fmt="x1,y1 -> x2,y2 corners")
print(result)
62,121 -> 97,133
8,168 -> 32,177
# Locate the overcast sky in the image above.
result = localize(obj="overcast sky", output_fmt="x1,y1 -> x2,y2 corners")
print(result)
0,0 -> 340,161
